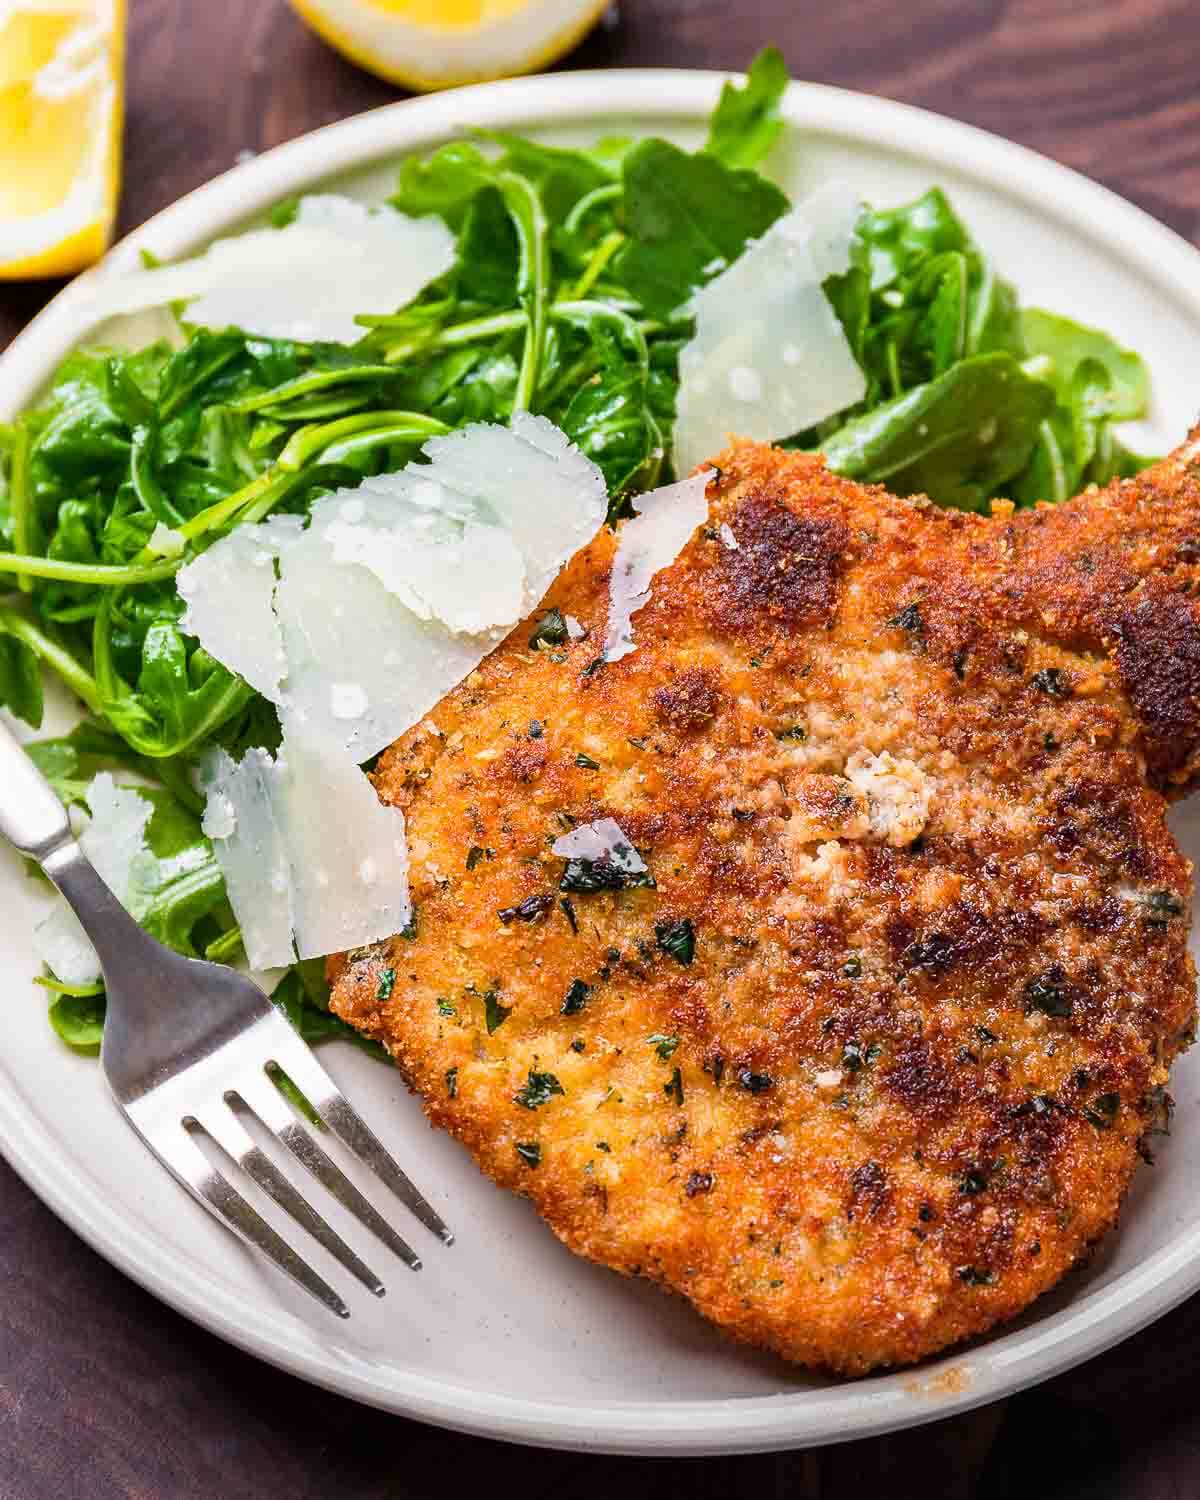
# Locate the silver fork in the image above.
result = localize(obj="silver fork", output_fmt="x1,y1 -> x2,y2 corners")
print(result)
0,720 -> 451,1317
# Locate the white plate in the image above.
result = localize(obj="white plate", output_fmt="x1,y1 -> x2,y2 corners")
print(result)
2,70 -> 1200,1457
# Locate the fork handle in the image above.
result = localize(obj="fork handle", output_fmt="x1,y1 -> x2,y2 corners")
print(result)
0,713 -> 73,861
40,837 -> 153,975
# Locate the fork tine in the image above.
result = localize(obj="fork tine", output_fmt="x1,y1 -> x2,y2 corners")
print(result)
200,1102 -> 387,1296
264,1024 -> 454,1246
232,1072 -> 422,1271
151,1123 -> 349,1318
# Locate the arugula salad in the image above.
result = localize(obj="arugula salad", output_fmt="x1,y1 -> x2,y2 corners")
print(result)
0,47 -> 1155,1057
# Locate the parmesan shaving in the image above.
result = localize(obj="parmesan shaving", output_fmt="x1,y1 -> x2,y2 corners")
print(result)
272,523 -> 489,759
551,817 -> 648,877
603,471 -> 712,662
314,488 -> 527,638
412,413 -> 608,609
92,195 -> 457,344
179,418 -> 608,760
202,729 -> 411,969
177,516 -> 301,698
34,774 -> 154,986
673,180 -> 867,476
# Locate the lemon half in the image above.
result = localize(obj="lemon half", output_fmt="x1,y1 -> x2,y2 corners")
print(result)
0,0 -> 124,280
288,0 -> 609,93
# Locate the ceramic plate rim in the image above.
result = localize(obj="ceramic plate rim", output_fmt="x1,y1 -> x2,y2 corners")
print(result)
2,68 -> 1200,1456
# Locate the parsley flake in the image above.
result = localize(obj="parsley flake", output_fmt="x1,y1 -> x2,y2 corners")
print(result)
562,979 -> 591,1015
655,917 -> 695,966
1031,667 -> 1070,697
484,990 -> 511,1033
497,892 -> 553,924
1025,967 -> 1071,1018
375,968 -> 396,1001
737,1068 -> 774,1094
957,1265 -> 996,1287
514,1070 -> 565,1109
529,608 -> 568,649
891,601 -> 924,635
515,1142 -> 541,1167
1084,1092 -> 1120,1129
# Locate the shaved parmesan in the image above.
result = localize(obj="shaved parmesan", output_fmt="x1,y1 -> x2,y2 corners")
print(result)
177,516 -> 301,698
203,729 -> 411,969
314,487 -> 527,638
92,195 -> 457,344
673,180 -> 867,476
34,775 -> 154,986
272,518 -> 491,759
179,418 -> 607,760
603,471 -> 712,662
551,817 -> 647,873
202,747 -> 294,969
417,413 -> 608,608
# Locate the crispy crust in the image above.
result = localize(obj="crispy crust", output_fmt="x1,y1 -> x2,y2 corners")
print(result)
328,436 -> 1200,1374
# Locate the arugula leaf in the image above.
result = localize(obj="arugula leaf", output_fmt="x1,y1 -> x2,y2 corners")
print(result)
94,602 -> 255,759
24,720 -> 148,806
270,968 -> 387,1060
129,787 -> 227,957
555,301 -> 663,496
704,46 -> 789,170
614,139 -> 789,319
821,352 -> 1054,510
458,186 -> 520,306
481,131 -> 614,221
48,988 -> 106,1051
0,625 -> 43,727
859,188 -> 971,290
1009,323 -> 1156,504
391,141 -> 494,228
1021,309 -> 1149,420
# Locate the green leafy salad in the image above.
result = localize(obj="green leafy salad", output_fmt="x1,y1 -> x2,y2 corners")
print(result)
0,47 -> 1156,1056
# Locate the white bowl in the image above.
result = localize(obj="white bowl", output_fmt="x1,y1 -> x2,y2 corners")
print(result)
2,69 -> 1199,1456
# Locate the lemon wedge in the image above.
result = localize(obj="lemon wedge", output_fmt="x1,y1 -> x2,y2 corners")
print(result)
0,0 -> 124,280
288,0 -> 609,92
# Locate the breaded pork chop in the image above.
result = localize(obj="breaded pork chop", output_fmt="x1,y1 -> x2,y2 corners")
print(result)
329,432 -> 1200,1374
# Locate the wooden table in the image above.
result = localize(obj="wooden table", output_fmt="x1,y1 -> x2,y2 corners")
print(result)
3,2 -> 1200,1493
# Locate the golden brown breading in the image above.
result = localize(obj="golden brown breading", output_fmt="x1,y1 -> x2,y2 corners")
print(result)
329,432 -> 1200,1374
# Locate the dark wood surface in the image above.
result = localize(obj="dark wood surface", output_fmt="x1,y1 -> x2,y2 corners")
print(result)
3,2 -> 1200,1494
